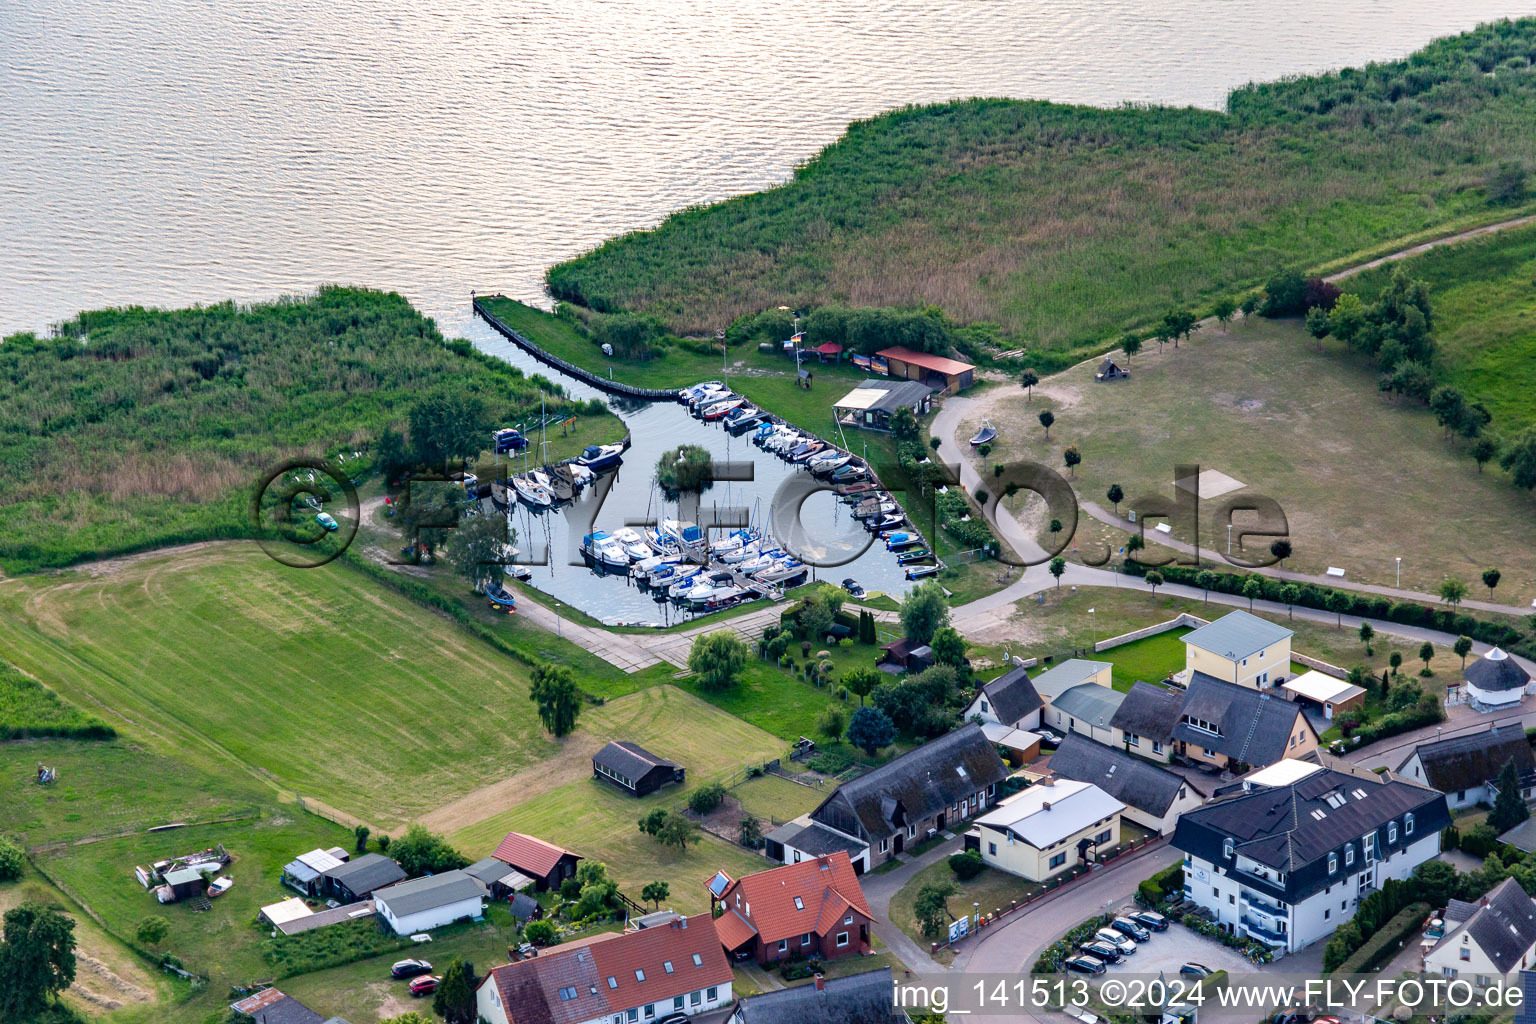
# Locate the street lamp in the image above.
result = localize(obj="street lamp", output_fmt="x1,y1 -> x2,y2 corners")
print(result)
1226,523 -> 1233,555
1395,556 -> 1402,588
1089,608 -> 1097,650
973,902 -> 980,930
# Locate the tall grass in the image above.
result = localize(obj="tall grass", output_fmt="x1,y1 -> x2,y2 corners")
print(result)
548,19 -> 1536,356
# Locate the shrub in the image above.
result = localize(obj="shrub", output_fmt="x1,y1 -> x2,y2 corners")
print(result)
524,920 -> 559,946
0,835 -> 24,882
948,850 -> 986,880
1332,903 -> 1431,974
1460,823 -> 1500,858
687,783 -> 727,815
262,917 -> 411,978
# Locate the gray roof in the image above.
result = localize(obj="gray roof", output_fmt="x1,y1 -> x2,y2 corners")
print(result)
163,867 -> 205,887
1398,723 -> 1536,793
1181,610 -> 1293,662
373,870 -> 486,919
1466,648 -> 1532,693
735,967 -> 900,1024
1031,659 -> 1112,701
322,853 -> 406,896
979,666 -> 1043,725
510,892 -> 541,922
1050,683 -> 1126,730
1171,673 -> 1310,767
593,741 -> 679,778
465,857 -> 514,886
1110,681 -> 1184,743
838,379 -> 934,415
1048,734 -> 1189,817
809,724 -> 1009,844
764,819 -> 866,859
1447,877 -> 1536,973
230,991 -> 327,1024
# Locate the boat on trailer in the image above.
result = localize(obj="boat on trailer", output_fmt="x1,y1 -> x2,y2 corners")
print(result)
969,420 -> 997,447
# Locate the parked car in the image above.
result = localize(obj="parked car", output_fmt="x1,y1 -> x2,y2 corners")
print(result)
315,511 -> 339,532
657,1014 -> 690,1024
409,976 -> 439,997
1180,962 -> 1212,977
1095,928 -> 1136,954
1132,910 -> 1169,931
1036,729 -> 1064,747
1065,955 -> 1107,975
1080,940 -> 1124,963
391,959 -> 433,979
1111,916 -> 1151,941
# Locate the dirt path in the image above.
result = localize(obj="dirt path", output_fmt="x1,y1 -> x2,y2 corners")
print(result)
1321,213 -> 1536,282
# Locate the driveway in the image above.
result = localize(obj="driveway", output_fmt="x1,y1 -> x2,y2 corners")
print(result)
1102,921 -> 1254,977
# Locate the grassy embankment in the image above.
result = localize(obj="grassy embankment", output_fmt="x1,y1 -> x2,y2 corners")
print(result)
0,287 -> 624,575
479,296 -> 1000,601
546,20 -> 1536,364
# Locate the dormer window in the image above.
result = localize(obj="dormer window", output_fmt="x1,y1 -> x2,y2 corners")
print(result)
1223,838 -> 1234,859
1328,852 -> 1337,874
1406,813 -> 1415,835
1345,846 -> 1354,866
1388,823 -> 1398,844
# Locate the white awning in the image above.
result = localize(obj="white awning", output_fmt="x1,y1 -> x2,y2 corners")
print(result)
1281,670 -> 1365,707
833,386 -> 888,411
981,722 -> 1042,751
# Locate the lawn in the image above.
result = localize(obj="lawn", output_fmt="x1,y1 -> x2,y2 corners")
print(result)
728,773 -> 829,826
1099,629 -> 1192,691
0,659 -> 114,740
956,313 -> 1536,596
0,545 -> 569,830
888,858 -> 1045,966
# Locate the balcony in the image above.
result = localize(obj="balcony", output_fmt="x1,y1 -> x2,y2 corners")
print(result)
1240,891 -> 1287,918
1242,916 -> 1287,946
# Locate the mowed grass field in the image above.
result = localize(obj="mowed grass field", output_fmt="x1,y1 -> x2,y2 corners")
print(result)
0,545 -> 570,829
957,315 -> 1536,596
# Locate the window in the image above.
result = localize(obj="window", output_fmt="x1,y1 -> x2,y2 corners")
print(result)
793,897 -> 804,911
801,932 -> 811,945
1406,813 -> 1415,835
1049,853 -> 1066,868
1324,909 -> 1331,920
1223,838 -> 1234,859
1388,823 -> 1398,844
793,851 -> 801,863
1460,948 -> 1471,962
691,954 -> 703,967
636,969 -> 646,982
1477,976 -> 1492,988
981,700 -> 989,713
1345,846 -> 1354,866
559,986 -> 578,1001
777,939 -> 787,952
988,842 -> 997,855
644,1006 -> 656,1020
707,986 -> 718,1001
879,839 -> 889,854
1364,833 -> 1377,863
690,991 -> 702,1006
1153,741 -> 1165,755
845,914 -> 854,925
1443,968 -> 1458,979
1128,733 -> 1140,747
608,977 -> 618,989
663,961 -> 674,974
907,825 -> 916,839
674,997 -> 684,1011
1095,830 -> 1111,844
837,931 -> 849,947
627,1011 -> 639,1023
1328,852 -> 1337,874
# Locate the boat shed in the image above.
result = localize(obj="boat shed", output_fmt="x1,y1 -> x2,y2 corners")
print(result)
876,347 -> 975,393
832,379 -> 934,432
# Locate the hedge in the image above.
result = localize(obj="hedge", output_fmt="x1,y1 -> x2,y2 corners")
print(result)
1122,562 -> 1531,658
1333,902 -> 1431,975
1137,862 -> 1185,907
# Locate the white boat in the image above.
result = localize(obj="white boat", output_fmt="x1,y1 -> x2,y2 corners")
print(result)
611,527 -> 652,561
756,559 -> 808,586
577,443 -> 626,472
645,526 -> 680,554
681,572 -> 737,605
710,528 -> 758,556
667,567 -> 706,599
660,518 -> 709,559
703,587 -> 748,611
685,386 -> 729,410
581,531 -> 630,573
566,462 -> 594,486
700,396 -> 745,420
765,431 -> 802,453
809,451 -> 851,474
512,475 -> 554,507
680,381 -> 724,402
634,554 -> 681,580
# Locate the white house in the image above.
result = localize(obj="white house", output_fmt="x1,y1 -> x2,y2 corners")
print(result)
964,664 -> 1044,730
1425,878 -> 1536,987
1182,611 -> 1293,690
1047,733 -> 1203,835
1171,759 -> 1449,953
372,870 -> 486,935
970,778 -> 1124,881
1395,723 -> 1536,810
1463,647 -> 1533,708
476,914 -> 732,1024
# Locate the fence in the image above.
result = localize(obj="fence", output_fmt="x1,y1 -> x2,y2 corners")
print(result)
1292,652 -> 1348,679
1093,613 -> 1209,653
473,296 -> 681,400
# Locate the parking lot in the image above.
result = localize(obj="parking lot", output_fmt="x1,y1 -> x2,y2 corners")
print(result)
1092,919 -> 1258,977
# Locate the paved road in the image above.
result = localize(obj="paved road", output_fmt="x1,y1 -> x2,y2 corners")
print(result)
859,836 -> 967,974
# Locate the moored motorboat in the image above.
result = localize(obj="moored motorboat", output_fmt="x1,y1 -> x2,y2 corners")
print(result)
611,527 -> 652,561
581,531 -> 630,573
905,563 -> 941,579
577,443 -> 625,472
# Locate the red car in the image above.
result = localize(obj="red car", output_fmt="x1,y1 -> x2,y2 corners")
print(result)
409,976 -> 439,997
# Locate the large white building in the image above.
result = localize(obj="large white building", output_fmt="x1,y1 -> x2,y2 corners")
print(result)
372,870 -> 486,935
1170,759 -> 1449,953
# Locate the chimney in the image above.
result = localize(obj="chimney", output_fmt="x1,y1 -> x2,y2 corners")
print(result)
1038,777 -> 1056,787
815,974 -> 826,992
1042,800 -> 1053,811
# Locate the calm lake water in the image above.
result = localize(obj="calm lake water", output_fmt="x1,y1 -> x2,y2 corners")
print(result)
2,0 -> 1532,337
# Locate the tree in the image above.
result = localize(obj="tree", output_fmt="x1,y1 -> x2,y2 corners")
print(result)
1020,368 -> 1039,400
409,386 -> 489,471
1145,570 -> 1164,595
1473,435 -> 1499,473
434,956 -> 477,1024
1328,292 -> 1367,348
354,824 -> 371,852
843,667 -> 879,706
1049,557 -> 1066,590
1195,570 -> 1215,601
1106,484 -> 1124,515
1038,409 -> 1055,439
1501,427 -> 1536,489
912,882 -> 957,939
889,406 -> 919,444
948,849 -> 986,880
1304,306 -> 1331,349
1125,535 -> 1144,561
391,824 -> 468,876
0,836 -> 22,883
899,580 -> 950,646
1454,635 -> 1474,668
135,915 -> 169,947
656,444 -> 714,499
524,920 -> 558,947
1212,296 -> 1236,332
847,706 -> 896,756
1483,568 -> 1502,600
653,811 -> 697,851
641,881 -> 671,909
1358,621 -> 1375,656
530,662 -> 582,737
1418,641 -> 1435,675
738,816 -> 764,849
448,512 -> 513,592
816,706 -> 847,742
1269,540 -> 1292,567
1280,584 -> 1300,619
1326,589 -> 1350,627
930,626 -> 966,668
1048,518 -> 1062,539
688,783 -> 727,815
858,609 -> 877,645
799,592 -> 836,641
1162,309 -> 1199,348
689,630 -> 750,691
638,808 -> 668,837
377,833 -> 391,852
1063,445 -> 1081,478
1240,293 -> 1261,322
0,902 -> 77,1021
1491,759 -> 1531,833
1120,334 -> 1142,364
928,436 -> 942,453
1389,650 -> 1403,677
1242,575 -> 1264,611
1439,578 -> 1468,608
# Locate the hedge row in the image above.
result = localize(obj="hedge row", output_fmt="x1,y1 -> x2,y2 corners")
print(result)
1123,562 -> 1531,657
1334,902 -> 1431,975
1344,695 -> 1444,748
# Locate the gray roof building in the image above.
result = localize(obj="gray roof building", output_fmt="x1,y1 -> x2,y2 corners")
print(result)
1050,683 -> 1126,731
763,819 -> 866,860
976,665 -> 1043,725
1466,648 -> 1532,694
1110,681 -> 1184,744
730,967 -> 900,1024
229,988 -> 328,1024
321,853 -> 406,899
1048,734 -> 1190,819
1171,673 -> 1313,768
1030,659 -> 1112,701
1182,611 -> 1293,662
372,870 -> 486,919
1440,877 -> 1536,973
1396,723 -> 1536,793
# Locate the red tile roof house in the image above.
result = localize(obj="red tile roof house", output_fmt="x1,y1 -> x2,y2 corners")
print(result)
706,852 -> 874,965
491,831 -> 583,892
476,913 -> 732,1024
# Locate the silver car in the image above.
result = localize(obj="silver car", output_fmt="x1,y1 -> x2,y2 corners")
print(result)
1096,928 -> 1137,954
